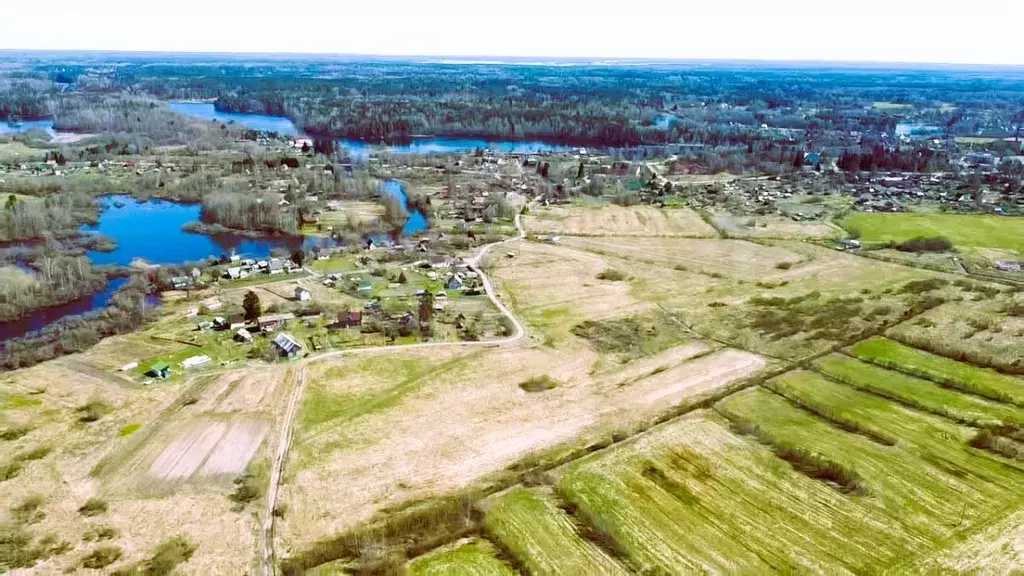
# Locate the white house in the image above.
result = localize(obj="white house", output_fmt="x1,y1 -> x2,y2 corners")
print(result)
295,287 -> 312,302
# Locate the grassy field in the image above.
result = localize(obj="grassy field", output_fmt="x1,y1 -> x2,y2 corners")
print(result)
716,387 -> 1024,549
483,487 -> 627,574
523,204 -> 718,237
884,299 -> 1024,376
556,411 -> 919,573
841,212 -> 1024,251
407,539 -> 515,576
849,336 -> 1024,406
814,353 -> 1024,426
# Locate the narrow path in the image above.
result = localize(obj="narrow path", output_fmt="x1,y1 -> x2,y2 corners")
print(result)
261,366 -> 308,576
259,200 -> 535,575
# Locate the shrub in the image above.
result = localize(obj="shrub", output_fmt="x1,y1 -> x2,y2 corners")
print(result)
16,446 -> 51,462
519,375 -> 559,393
894,236 -> 953,253
899,278 -> 948,295
11,495 -> 45,524
0,426 -> 32,442
774,261 -> 794,270
229,474 -> 262,506
596,268 -> 627,281
0,460 -> 23,482
140,536 -> 196,576
81,546 -> 123,569
78,498 -> 109,517
0,524 -> 70,570
77,399 -> 112,423
83,526 -> 119,542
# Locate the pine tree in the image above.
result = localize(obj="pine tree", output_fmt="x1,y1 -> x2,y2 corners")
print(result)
243,291 -> 262,321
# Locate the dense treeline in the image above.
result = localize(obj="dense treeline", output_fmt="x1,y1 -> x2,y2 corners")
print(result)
0,79 -> 54,120
0,275 -> 156,371
0,255 -> 107,322
837,145 -> 949,172
7,55 -> 1024,154
0,192 -> 96,241
199,193 -> 299,235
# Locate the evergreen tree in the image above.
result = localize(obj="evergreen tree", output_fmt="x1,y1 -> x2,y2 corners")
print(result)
243,291 -> 262,321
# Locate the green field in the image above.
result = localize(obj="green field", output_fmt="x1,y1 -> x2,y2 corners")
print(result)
407,539 -> 515,576
841,212 -> 1024,251
483,487 -> 627,575
849,337 -> 1024,406
556,411 -> 925,573
814,354 -> 1024,426
716,387 -> 1024,547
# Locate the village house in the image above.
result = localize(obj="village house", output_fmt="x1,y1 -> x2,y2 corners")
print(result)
446,276 -> 463,290
272,332 -> 303,358
145,362 -> 171,380
269,259 -> 285,275
258,313 -> 296,332
295,287 -> 312,302
170,276 -> 193,290
235,328 -> 253,343
332,310 -> 363,329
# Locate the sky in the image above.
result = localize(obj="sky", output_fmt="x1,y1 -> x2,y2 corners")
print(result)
2,0 -> 1023,65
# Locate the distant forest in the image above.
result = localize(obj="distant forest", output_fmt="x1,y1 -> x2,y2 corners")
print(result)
3,56 -> 1024,152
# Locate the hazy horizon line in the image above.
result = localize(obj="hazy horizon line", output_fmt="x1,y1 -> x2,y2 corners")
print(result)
1,48 -> 1023,70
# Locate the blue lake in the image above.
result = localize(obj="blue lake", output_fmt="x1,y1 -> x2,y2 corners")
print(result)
81,195 -> 323,266
169,102 -> 303,137
0,119 -> 58,137
168,101 -> 572,155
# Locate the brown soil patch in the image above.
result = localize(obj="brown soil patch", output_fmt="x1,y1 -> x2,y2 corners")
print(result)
524,205 -> 717,237
147,417 -> 270,481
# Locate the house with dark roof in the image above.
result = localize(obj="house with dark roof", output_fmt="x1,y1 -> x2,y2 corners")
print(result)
145,362 -> 171,379
272,332 -> 303,358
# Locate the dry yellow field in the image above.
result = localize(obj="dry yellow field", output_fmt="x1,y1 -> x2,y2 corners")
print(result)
276,342 -> 767,555
0,350 -> 295,573
712,213 -> 840,239
523,204 -> 717,237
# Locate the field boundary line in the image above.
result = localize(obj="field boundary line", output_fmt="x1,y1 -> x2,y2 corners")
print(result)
262,366 -> 307,576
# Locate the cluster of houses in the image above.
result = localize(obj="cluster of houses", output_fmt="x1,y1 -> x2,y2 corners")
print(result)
224,255 -> 301,280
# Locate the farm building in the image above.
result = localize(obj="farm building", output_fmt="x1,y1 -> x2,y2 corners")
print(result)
258,313 -> 296,332
272,332 -> 303,358
445,276 -> 463,290
295,287 -> 312,301
182,355 -> 211,369
235,328 -> 253,342
145,362 -> 171,379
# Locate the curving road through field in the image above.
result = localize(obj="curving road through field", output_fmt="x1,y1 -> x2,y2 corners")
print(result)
259,202 -> 534,575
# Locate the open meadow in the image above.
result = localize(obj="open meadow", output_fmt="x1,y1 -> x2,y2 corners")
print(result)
5,190 -> 1024,575
842,212 -> 1024,251
522,204 -> 717,237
